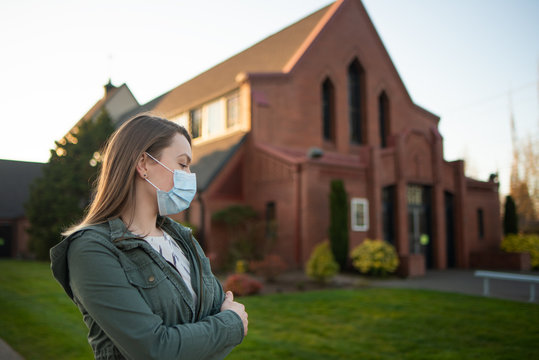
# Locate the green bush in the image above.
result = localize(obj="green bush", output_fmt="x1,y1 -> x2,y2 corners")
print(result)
501,233 -> 539,268
305,241 -> 339,283
328,180 -> 349,269
503,195 -> 518,235
351,239 -> 399,276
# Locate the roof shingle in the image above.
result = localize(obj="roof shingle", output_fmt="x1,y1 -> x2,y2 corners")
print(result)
154,3 -> 333,117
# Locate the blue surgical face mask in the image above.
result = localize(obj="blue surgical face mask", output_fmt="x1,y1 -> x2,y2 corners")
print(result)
144,152 -> 196,215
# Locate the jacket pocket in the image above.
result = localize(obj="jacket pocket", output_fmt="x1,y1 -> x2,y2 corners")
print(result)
125,263 -> 166,288
124,262 -> 169,316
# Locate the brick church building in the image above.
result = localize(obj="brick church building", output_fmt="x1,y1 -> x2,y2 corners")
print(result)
70,0 -> 502,275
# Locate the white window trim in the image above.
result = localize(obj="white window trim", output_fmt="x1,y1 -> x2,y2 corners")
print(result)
351,198 -> 369,232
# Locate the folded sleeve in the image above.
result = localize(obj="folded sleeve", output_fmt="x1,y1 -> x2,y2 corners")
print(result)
68,238 -> 244,360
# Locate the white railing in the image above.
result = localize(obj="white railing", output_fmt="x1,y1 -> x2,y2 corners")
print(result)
474,270 -> 539,302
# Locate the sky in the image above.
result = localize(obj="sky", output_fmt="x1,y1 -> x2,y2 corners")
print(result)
0,0 -> 538,196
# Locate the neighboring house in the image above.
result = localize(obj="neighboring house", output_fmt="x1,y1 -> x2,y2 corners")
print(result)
67,0 -> 502,275
62,80 -> 140,141
0,159 -> 44,258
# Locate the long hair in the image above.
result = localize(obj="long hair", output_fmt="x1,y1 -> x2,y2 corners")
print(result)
62,114 -> 191,237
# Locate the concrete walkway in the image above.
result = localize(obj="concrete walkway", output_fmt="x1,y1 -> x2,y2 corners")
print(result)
0,338 -> 24,360
362,269 -> 539,304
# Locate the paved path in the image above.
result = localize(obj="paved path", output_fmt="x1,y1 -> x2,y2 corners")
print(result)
0,338 -> 23,360
363,269 -> 539,304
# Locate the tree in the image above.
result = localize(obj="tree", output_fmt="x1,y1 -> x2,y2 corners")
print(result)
328,179 -> 349,269
503,195 -> 518,235
510,134 -> 539,233
211,205 -> 261,267
25,110 -> 115,259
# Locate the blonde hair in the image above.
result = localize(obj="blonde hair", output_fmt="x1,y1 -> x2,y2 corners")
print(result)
62,114 -> 191,237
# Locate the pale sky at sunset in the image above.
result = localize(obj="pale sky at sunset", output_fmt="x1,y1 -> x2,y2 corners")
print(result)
1,0 -> 538,196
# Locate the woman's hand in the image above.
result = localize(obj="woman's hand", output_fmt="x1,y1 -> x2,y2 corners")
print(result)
220,291 -> 248,336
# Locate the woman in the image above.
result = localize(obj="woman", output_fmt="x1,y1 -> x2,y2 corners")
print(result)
51,114 -> 248,360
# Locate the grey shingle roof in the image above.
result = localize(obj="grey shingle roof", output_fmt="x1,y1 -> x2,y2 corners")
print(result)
0,159 -> 44,218
191,135 -> 247,192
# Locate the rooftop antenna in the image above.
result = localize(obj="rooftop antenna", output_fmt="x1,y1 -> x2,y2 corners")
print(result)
108,53 -> 113,85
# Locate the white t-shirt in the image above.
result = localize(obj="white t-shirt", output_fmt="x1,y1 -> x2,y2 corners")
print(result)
144,230 -> 197,303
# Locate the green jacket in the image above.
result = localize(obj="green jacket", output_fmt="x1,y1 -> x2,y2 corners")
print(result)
50,217 -> 244,360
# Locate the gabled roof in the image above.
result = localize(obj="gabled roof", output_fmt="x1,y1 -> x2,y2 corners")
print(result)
154,3 -> 334,116
65,82 -> 138,139
115,91 -> 170,127
0,159 -> 44,219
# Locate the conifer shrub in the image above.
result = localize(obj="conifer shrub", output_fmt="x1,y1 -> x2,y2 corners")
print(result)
351,239 -> 399,276
329,180 -> 349,269
224,273 -> 263,296
501,234 -> 539,268
305,241 -> 339,283
503,195 -> 518,235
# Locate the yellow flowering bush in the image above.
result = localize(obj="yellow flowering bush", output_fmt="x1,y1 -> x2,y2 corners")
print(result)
235,259 -> 248,274
306,241 -> 339,283
351,239 -> 399,276
501,234 -> 539,269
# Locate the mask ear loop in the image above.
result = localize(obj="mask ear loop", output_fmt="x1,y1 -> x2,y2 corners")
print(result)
145,152 -> 174,173
144,176 -> 161,191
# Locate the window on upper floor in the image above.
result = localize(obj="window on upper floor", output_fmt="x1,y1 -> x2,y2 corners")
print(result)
378,91 -> 389,148
321,77 -> 335,142
180,91 -> 241,142
171,113 -> 188,129
206,99 -> 225,136
348,58 -> 366,145
189,108 -> 202,139
227,93 -> 239,129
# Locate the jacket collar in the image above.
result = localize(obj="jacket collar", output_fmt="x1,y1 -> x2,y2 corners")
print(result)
107,216 -> 192,245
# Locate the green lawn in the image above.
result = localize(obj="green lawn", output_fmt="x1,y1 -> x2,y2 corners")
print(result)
1,260 -> 537,359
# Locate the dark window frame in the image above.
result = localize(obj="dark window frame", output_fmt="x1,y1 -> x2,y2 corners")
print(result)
189,108 -> 202,139
378,91 -> 389,148
348,58 -> 366,145
322,77 -> 335,142
477,208 -> 485,240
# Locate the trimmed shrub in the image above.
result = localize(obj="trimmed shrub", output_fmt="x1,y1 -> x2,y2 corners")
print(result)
224,273 -> 263,296
329,180 -> 349,269
501,233 -> 539,268
503,195 -> 518,235
235,260 -> 248,274
305,241 -> 339,283
351,239 -> 399,276
249,254 -> 287,282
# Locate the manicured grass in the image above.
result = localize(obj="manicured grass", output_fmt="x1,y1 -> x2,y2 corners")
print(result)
0,260 -> 92,359
1,260 -> 537,359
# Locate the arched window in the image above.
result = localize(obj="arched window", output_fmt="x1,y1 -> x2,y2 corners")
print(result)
321,77 -> 335,142
378,91 -> 389,148
348,58 -> 366,144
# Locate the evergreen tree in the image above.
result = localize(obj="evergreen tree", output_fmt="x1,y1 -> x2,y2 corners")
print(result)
503,195 -> 518,235
328,179 -> 349,269
25,110 -> 115,259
